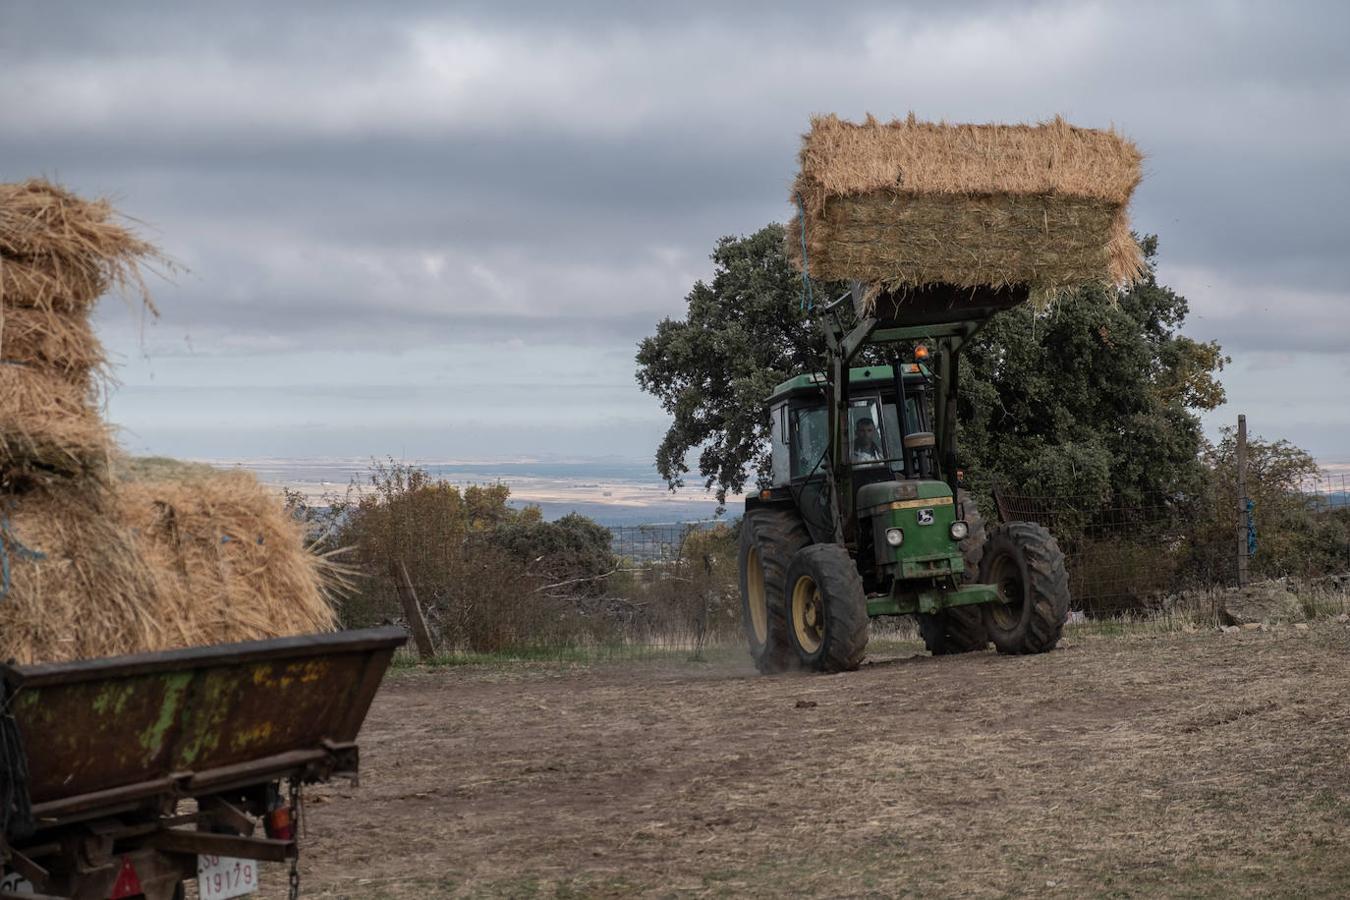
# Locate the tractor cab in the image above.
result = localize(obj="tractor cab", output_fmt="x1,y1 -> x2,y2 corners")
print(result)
762,361 -> 967,597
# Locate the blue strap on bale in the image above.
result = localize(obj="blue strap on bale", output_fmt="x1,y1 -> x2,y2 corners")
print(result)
0,513 -> 47,604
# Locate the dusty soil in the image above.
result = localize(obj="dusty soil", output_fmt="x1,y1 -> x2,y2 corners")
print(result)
269,624 -> 1350,898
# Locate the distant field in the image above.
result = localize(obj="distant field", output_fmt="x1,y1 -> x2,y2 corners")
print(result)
268,622 -> 1350,898
209,457 -> 736,526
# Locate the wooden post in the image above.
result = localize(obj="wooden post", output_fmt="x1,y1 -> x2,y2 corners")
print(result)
1236,414 -> 1249,588
392,560 -> 435,661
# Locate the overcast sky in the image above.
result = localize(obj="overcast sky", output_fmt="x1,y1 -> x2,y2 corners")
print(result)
2,0 -> 1347,472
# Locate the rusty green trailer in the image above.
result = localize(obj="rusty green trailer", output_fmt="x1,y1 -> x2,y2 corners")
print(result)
0,626 -> 405,900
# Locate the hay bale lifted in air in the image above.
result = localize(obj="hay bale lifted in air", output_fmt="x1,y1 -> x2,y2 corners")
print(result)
787,114 -> 1145,303
118,470 -> 339,647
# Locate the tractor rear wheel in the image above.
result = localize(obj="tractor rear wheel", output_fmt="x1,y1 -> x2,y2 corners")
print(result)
978,521 -> 1071,655
783,544 -> 868,672
917,489 -> 989,655
738,508 -> 810,673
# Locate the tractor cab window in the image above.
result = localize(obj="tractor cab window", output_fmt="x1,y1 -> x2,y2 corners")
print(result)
882,394 -> 933,477
882,397 -> 924,437
791,405 -> 829,478
848,400 -> 886,467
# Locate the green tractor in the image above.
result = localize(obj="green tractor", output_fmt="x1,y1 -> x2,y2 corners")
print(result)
738,283 -> 1071,673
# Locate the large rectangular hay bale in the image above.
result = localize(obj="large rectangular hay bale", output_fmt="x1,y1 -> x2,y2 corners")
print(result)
787,115 -> 1144,300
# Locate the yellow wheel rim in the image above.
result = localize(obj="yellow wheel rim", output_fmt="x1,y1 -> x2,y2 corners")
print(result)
746,545 -> 768,645
791,574 -> 824,654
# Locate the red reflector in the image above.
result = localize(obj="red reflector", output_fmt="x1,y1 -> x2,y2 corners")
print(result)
110,856 -> 144,899
267,805 -> 295,841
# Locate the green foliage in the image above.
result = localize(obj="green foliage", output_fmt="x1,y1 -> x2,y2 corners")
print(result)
1203,431 -> 1347,578
488,513 -> 618,596
635,224 -> 840,503
636,228 -> 1226,509
959,237 -> 1227,506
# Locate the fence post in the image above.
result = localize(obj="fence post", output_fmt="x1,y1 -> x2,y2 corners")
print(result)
393,559 -> 436,661
1236,414 -> 1249,588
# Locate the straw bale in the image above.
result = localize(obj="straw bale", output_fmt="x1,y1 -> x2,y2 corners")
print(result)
0,179 -> 160,313
0,366 -> 110,478
0,304 -> 107,383
117,470 -> 338,646
787,114 -> 1145,300
0,484 -> 173,665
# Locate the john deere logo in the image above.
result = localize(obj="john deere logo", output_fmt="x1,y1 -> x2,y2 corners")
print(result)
916,508 -> 935,525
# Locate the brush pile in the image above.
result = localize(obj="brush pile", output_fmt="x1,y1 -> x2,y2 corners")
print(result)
787,114 -> 1145,303
0,179 -> 335,664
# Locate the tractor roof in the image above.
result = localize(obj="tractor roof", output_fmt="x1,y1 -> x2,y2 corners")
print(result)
769,363 -> 930,403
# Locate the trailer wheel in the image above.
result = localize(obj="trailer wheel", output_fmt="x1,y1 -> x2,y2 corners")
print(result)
917,489 -> 989,655
784,544 -> 868,672
738,508 -> 810,673
978,521 -> 1071,655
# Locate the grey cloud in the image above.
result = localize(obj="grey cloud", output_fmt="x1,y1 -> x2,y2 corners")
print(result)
3,0 -> 1348,461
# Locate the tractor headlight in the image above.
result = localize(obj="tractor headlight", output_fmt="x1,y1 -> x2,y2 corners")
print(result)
950,521 -> 969,541
885,527 -> 904,547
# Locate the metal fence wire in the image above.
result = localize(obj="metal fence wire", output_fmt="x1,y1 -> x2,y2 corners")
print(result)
608,522 -> 721,565
991,484 -> 1241,615
992,470 -> 1350,615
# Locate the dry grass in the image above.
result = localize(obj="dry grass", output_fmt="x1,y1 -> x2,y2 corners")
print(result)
0,469 -> 340,664
118,470 -> 339,648
0,484 -> 169,665
787,114 -> 1144,302
0,305 -> 107,383
0,366 -> 111,481
0,179 -> 163,312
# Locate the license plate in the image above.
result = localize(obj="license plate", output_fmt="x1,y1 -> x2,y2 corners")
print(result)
197,855 -> 259,900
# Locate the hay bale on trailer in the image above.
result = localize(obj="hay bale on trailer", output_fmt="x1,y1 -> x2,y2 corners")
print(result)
0,485 -> 172,665
0,178 -> 158,485
0,179 -> 337,663
117,470 -> 339,647
787,114 -> 1145,304
0,179 -> 160,312
0,366 -> 111,481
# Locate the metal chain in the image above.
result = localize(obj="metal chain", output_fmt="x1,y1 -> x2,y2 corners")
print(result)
288,776 -> 301,900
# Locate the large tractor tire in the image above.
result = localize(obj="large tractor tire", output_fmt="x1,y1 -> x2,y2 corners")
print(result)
978,520 -> 1071,655
738,508 -> 811,674
916,489 -> 989,655
783,544 -> 869,672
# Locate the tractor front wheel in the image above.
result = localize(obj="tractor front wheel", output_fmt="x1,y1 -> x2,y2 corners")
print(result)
738,509 -> 810,674
978,521 -> 1071,655
784,544 -> 868,672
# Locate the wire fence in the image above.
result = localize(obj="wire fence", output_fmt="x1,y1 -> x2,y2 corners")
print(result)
991,484 -> 1241,616
609,521 -> 723,564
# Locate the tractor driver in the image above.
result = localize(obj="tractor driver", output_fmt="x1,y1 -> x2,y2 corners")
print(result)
852,417 -> 884,465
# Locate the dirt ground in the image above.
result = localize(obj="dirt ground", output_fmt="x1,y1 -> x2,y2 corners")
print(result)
268,624 -> 1350,898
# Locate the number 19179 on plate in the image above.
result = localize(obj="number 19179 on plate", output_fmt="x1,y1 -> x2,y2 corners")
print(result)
198,855 -> 258,900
